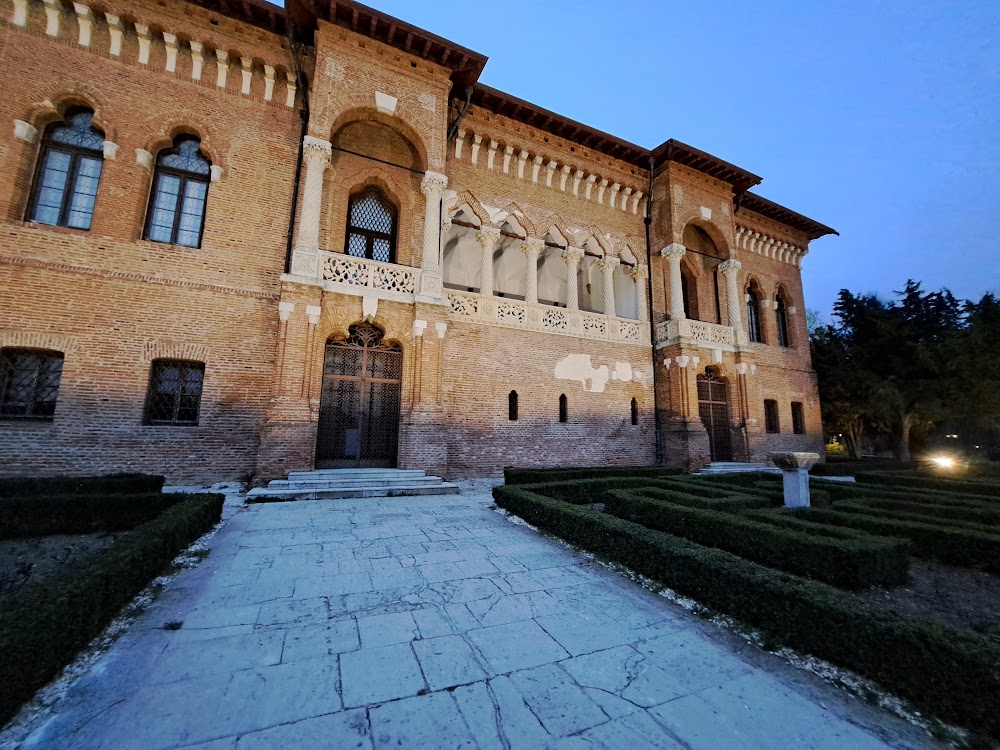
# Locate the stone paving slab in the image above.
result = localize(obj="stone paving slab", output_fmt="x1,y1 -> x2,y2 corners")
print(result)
4,482 -> 945,750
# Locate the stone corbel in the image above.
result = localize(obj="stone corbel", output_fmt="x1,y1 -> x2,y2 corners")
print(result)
545,160 -> 557,188
210,165 -> 224,182
43,0 -> 60,36
102,141 -> 118,160
531,155 -> 543,183
435,322 -> 447,339
412,319 -> 428,338
277,301 -> 295,322
163,33 -> 178,72
585,174 -> 597,200
135,149 -> 153,168
11,0 -> 28,27
517,150 -> 528,180
675,355 -> 690,369
609,183 -> 621,209
559,165 -> 571,192
190,41 -> 204,80
240,57 -> 253,95
14,120 -> 38,144
306,305 -> 321,326
597,179 -> 609,205
620,186 -> 632,211
470,135 -> 482,166
215,49 -> 229,88
486,140 -> 498,170
454,130 -> 466,159
502,146 -> 513,174
263,65 -> 275,101
135,23 -> 151,65
106,14 -> 123,56
572,170 -> 583,197
285,71 -> 297,107
73,4 -> 92,46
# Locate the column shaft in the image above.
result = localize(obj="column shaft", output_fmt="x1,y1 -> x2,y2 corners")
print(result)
662,244 -> 687,320
720,259 -> 743,330
523,240 -> 543,304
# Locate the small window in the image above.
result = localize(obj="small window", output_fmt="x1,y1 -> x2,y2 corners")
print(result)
776,295 -> 791,347
144,359 -> 205,425
345,187 -> 397,263
747,283 -> 764,343
791,402 -> 805,434
144,136 -> 212,248
558,394 -> 567,423
764,399 -> 780,434
0,348 -> 64,419
28,108 -> 105,230
631,397 -> 638,426
508,390 -> 518,421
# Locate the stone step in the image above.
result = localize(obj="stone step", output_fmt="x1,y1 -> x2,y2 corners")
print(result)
286,469 -> 427,480
246,482 -> 460,503
268,476 -> 447,490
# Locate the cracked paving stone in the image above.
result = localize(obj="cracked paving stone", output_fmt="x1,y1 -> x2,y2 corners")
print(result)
233,709 -> 371,750
508,663 -> 608,737
467,619 -> 569,674
369,692 -> 476,749
413,634 -> 488,689
340,642 -> 425,707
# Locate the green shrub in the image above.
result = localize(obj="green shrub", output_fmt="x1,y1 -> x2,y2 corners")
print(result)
811,460 -> 912,476
492,485 -> 1000,741
855,472 -> 1000,499
0,493 -> 184,539
788,506 -> 1000,573
503,466 -> 683,485
829,502 -> 1000,535
603,490 -> 908,588
0,474 -> 165,498
0,493 -> 224,725
815,479 -> 996,508
742,509 -> 904,542
517,477 -> 695,505
839,498 -> 1000,526
649,478 -> 775,501
631,487 -> 773,512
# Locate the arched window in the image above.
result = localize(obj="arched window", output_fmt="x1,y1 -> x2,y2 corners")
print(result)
144,359 -> 205,426
0,348 -> 64,419
558,394 -> 567,423
775,295 -> 791,347
508,390 -> 518,421
630,397 -> 638,426
346,187 -> 397,263
145,136 -> 211,248
747,282 -> 764,343
28,108 -> 105,230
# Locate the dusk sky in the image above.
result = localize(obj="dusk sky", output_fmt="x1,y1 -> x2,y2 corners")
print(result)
290,1 -> 999,319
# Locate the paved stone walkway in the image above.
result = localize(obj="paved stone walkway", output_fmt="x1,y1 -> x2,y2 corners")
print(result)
9,484 -> 941,750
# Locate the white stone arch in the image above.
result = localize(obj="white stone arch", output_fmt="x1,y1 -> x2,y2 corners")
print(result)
579,236 -> 607,313
443,207 -> 483,292
494,219 -> 526,300
538,228 -> 568,307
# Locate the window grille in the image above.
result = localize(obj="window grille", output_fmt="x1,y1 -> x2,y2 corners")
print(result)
791,402 -> 805,434
145,136 -> 211,248
508,391 -> 518,421
0,349 -> 64,419
345,188 -> 397,263
144,359 -> 205,425
28,109 -> 104,230
764,399 -> 780,434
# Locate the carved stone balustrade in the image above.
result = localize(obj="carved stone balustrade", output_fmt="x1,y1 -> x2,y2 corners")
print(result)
320,252 -> 419,301
654,318 -> 747,351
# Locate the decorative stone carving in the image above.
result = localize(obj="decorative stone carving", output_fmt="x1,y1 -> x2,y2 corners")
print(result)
14,120 -> 38,143
322,254 -> 417,294
770,452 -> 820,508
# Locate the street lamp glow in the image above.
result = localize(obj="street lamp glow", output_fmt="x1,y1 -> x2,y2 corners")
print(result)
931,455 -> 955,469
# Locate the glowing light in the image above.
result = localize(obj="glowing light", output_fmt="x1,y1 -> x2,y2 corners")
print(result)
931,455 -> 955,469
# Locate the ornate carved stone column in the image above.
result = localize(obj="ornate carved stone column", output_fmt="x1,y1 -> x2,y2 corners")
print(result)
522,238 -> 544,305
476,226 -> 500,296
719,259 -> 743,331
418,171 -> 448,300
290,136 -> 332,278
630,264 -> 649,322
661,243 -> 687,320
596,256 -> 620,316
561,247 -> 584,311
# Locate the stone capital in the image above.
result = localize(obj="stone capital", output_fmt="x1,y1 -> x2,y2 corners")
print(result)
420,170 -> 448,197
561,246 -> 585,264
661,243 -> 686,262
521,237 -> 545,257
595,256 -> 620,271
302,135 -> 332,167
476,226 -> 501,248
718,259 -> 742,275
629,264 -> 648,280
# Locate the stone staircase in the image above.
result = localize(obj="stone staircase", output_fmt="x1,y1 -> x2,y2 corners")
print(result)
246,468 -> 460,502
696,461 -> 780,476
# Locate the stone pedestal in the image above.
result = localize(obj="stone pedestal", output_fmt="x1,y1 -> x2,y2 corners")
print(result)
769,451 -> 820,507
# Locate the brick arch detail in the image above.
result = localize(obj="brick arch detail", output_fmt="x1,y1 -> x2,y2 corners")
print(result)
0,329 -> 78,354
679,216 -> 731,258
447,190 -> 491,227
324,98 -> 432,171
141,340 -> 212,364
22,83 -> 117,139
134,112 -> 226,169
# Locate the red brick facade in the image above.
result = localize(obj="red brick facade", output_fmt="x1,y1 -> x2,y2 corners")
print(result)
0,0 -> 833,483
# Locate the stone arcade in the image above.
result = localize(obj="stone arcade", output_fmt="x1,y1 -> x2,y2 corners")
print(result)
0,0 -> 835,483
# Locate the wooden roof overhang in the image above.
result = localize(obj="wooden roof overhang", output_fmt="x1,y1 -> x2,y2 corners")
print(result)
741,192 -> 839,240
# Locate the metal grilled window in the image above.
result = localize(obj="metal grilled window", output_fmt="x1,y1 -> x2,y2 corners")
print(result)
764,399 -> 780,434
0,349 -> 64,419
28,108 -> 105,230
144,360 -> 205,426
747,285 -> 763,343
508,391 -> 518,421
345,188 -> 397,263
791,402 -> 805,434
775,296 -> 791,347
144,136 -> 211,248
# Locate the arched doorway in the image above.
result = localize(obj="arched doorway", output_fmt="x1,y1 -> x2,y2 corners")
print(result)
697,369 -> 732,462
316,322 -> 402,468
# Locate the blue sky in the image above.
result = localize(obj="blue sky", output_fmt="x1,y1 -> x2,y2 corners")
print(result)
286,1 -> 999,318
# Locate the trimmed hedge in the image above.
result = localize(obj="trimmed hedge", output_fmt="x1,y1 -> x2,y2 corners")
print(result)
0,492 -> 224,725
0,474 -> 165,498
603,490 -> 909,588
788,507 -> 1000,574
840,498 -> 1000,527
503,466 -> 683,485
0,493 -> 183,539
815,478 -> 996,508
518,477 -> 699,505
855,471 -> 1000,499
811,460 -> 913,476
493,485 -> 1000,741
829,502 -> 1000,536
631,487 -> 773,513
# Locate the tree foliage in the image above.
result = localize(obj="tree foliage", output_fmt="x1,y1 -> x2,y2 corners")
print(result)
810,281 -> 1000,460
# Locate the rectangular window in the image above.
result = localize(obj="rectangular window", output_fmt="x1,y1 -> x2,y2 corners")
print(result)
0,349 -> 64,419
764,399 -> 780,434
791,402 -> 805,434
144,359 -> 205,426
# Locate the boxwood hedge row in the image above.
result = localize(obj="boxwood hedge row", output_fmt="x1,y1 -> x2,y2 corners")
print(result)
840,498 -> 1000,527
0,493 -> 184,539
631,487 -> 773,513
503,466 -> 683,485
855,472 -> 1000,499
602,490 -> 909,588
0,492 -> 224,725
0,474 -> 165,498
492,485 -> 1000,741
